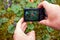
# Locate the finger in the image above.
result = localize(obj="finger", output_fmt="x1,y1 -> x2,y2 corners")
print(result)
23,25 -> 27,32
18,18 -> 24,24
21,22 -> 26,29
45,17 -> 48,19
27,31 -> 35,40
21,22 -> 27,31
39,19 -> 51,26
38,1 -> 50,9
16,18 -> 24,29
14,18 -> 27,36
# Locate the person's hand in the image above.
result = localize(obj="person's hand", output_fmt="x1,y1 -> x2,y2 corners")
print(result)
13,18 -> 35,40
38,1 -> 60,30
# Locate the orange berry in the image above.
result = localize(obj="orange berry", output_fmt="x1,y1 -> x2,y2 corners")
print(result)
29,0 -> 34,2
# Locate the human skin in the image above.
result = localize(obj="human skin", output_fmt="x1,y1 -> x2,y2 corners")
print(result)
38,1 -> 60,30
14,1 -> 60,40
13,18 -> 35,40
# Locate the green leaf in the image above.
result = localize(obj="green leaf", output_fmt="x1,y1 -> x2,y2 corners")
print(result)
14,17 -> 20,21
44,0 -> 51,3
32,3 -> 38,8
0,18 -> 9,23
36,0 -> 41,4
25,24 -> 34,33
20,0 -> 26,5
25,0 -> 29,2
42,34 -> 51,40
0,13 -> 1,15
11,4 -> 22,13
51,0 -> 56,3
46,26 -> 54,33
0,10 -> 6,15
25,1 -> 39,8
15,0 -> 21,3
27,24 -> 34,30
26,2 -> 33,8
7,7 -> 11,12
7,24 -> 15,34
16,11 -> 23,17
45,0 -> 56,3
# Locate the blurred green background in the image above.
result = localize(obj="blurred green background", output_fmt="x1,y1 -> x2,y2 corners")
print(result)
0,0 -> 60,40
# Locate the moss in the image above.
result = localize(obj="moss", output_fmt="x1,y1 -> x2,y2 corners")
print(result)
0,0 -> 60,40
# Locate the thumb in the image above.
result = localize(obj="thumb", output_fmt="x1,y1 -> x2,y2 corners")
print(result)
27,31 -> 35,40
39,19 -> 51,26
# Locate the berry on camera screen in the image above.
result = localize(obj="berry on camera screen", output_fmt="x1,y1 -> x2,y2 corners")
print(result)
24,9 -> 39,21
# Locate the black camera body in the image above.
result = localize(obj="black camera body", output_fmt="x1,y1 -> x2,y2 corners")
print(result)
24,8 -> 47,22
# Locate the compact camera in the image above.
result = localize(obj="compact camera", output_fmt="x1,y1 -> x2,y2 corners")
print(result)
24,8 -> 47,22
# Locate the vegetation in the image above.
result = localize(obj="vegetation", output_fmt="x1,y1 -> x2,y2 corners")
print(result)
0,0 -> 60,40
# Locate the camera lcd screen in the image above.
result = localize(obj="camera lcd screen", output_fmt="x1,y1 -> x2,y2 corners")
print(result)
24,8 -> 46,22
24,8 -> 40,21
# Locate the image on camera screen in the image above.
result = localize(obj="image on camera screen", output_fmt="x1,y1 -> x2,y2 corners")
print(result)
24,10 -> 39,21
